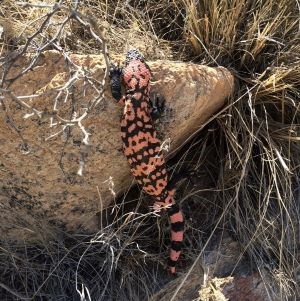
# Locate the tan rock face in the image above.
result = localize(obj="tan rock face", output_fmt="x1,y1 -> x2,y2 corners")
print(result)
0,51 -> 233,240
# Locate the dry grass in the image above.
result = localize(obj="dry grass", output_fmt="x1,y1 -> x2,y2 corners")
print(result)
0,0 -> 299,300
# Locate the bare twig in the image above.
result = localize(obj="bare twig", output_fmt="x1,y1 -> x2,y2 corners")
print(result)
0,0 -> 109,171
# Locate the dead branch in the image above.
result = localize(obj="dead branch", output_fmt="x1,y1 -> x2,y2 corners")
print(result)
0,0 -> 110,175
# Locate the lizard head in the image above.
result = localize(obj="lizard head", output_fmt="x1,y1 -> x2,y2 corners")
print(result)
125,49 -> 144,64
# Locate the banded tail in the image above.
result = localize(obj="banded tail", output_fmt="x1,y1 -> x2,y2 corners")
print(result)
155,191 -> 184,274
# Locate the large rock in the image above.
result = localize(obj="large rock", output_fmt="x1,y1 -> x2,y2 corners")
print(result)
0,51 -> 234,240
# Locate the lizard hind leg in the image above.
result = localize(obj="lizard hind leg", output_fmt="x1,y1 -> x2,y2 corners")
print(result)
149,92 -> 165,121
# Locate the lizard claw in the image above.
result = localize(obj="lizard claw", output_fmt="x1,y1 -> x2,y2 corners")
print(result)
109,63 -> 122,78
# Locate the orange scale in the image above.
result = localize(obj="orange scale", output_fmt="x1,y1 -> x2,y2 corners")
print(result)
170,250 -> 181,261
128,123 -> 136,133
137,121 -> 143,127
133,92 -> 142,100
124,148 -> 133,156
171,212 -> 184,223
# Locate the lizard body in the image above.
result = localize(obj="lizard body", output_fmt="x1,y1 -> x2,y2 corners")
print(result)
110,49 -> 184,273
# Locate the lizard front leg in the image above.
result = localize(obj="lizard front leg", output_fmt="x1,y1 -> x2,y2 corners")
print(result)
109,64 -> 125,105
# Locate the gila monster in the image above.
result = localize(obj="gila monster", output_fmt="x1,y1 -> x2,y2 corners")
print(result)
109,49 -> 184,274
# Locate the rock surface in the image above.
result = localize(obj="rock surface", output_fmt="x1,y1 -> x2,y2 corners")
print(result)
0,51 -> 233,240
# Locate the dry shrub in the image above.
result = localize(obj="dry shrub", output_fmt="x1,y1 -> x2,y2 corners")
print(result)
179,0 -> 300,299
0,0 -> 173,59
